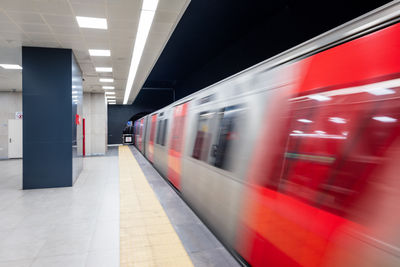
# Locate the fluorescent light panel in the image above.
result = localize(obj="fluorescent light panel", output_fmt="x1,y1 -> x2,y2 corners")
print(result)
76,16 -> 107,29
105,92 -> 115,95
123,0 -> 159,104
96,67 -> 112,72
0,64 -> 22,69
89,49 -> 110,56
102,86 -> 115,90
100,78 -> 114,83
107,96 -> 116,99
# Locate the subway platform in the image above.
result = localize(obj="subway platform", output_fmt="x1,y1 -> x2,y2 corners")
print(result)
0,146 -> 240,267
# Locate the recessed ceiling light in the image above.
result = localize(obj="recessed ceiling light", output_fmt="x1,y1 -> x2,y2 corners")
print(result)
96,67 -> 112,72
123,0 -> 159,104
102,86 -> 115,90
107,96 -> 116,99
108,102 -> 116,105
105,92 -> 115,95
0,64 -> 22,69
89,49 -> 110,57
76,16 -> 107,30
100,78 -> 114,83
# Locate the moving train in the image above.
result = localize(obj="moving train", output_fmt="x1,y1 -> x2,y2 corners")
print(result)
134,2 -> 400,266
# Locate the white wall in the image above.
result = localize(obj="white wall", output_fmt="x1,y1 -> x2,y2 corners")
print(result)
83,92 -> 107,156
0,92 -> 22,159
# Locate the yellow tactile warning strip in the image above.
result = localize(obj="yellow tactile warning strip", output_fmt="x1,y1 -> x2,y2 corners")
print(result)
119,146 -> 194,267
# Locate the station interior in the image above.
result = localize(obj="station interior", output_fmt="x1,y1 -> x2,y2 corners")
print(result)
1,0 -> 400,266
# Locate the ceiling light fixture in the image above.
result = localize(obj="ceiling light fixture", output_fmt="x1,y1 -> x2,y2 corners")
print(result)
96,67 -> 112,72
0,64 -> 22,69
76,16 -> 107,30
106,96 -> 116,99
100,78 -> 114,83
89,49 -> 110,57
102,86 -> 115,90
105,92 -> 115,95
123,0 -> 159,104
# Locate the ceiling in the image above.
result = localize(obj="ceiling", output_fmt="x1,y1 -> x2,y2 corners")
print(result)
0,0 -> 190,104
143,0 -> 392,102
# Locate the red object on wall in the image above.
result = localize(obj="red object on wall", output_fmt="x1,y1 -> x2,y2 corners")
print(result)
83,118 -> 86,157
75,114 -> 80,125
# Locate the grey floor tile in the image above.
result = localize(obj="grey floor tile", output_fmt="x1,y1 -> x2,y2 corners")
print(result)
30,253 -> 87,267
0,147 -> 120,267
0,259 -> 33,267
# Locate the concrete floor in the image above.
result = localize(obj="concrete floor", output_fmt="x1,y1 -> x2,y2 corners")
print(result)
0,150 -> 120,267
0,146 -> 240,267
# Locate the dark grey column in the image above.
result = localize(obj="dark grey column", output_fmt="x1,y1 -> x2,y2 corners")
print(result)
22,47 -> 83,189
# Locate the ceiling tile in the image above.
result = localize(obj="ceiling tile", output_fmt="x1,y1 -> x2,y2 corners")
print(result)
108,19 -> 138,31
31,41 -> 61,48
25,33 -> 56,42
151,22 -> 174,34
42,14 -> 77,26
154,10 -> 179,24
35,0 -> 72,15
0,22 -> 20,33
0,0 -> 40,12
19,23 -> 51,33
70,3 -> 107,17
0,32 -> 28,42
50,25 -> 81,35
6,11 -> 45,24
107,2 -> 141,21
158,0 -> 187,13
0,11 -> 12,22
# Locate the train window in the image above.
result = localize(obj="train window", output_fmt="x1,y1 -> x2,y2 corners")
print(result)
269,86 -> 400,220
161,119 -> 168,146
155,119 -> 168,146
192,105 -> 244,170
192,111 -> 221,162
213,105 -> 243,170
156,120 -> 162,145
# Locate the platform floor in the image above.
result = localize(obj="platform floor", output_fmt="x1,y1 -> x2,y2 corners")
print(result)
0,146 -> 240,267
126,146 -> 240,267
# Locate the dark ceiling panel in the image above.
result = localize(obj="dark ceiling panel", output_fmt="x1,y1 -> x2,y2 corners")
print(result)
141,0 -> 391,102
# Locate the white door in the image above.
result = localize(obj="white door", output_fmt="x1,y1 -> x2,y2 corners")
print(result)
8,119 -> 22,159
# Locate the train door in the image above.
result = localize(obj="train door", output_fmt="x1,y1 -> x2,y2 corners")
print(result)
139,118 -> 144,152
148,114 -> 157,163
167,102 -> 189,190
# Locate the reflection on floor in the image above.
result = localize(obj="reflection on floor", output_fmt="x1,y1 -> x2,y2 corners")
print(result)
0,149 -> 120,267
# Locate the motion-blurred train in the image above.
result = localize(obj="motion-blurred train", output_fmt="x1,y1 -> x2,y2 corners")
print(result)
134,2 -> 400,266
